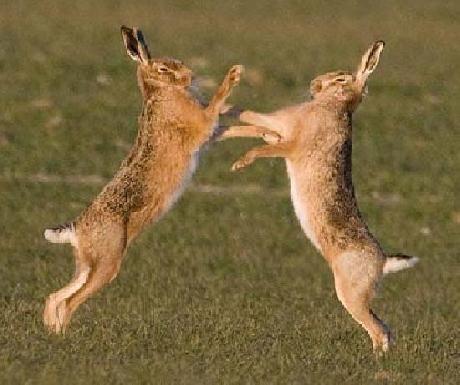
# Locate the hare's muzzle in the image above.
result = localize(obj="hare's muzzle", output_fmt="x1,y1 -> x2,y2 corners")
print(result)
177,71 -> 192,85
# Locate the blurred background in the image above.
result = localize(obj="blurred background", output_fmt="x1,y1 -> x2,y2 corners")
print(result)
0,1 -> 458,384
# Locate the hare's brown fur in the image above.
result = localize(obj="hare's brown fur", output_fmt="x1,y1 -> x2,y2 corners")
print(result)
43,26 -> 243,333
227,41 -> 418,353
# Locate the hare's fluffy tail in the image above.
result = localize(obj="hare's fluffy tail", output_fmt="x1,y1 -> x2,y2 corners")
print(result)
44,222 -> 77,246
383,253 -> 419,275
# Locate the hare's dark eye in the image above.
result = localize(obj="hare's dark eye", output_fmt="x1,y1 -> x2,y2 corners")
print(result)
158,66 -> 169,73
335,78 -> 347,83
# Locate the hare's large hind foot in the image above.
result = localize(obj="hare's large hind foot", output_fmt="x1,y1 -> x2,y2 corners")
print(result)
43,256 -> 122,334
370,310 -> 394,355
43,224 -> 126,334
63,256 -> 122,330
44,292 -> 76,334
43,254 -> 91,334
332,251 -> 391,352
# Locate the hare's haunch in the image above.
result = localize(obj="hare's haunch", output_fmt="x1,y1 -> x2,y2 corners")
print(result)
43,26 -> 243,334
227,41 -> 418,353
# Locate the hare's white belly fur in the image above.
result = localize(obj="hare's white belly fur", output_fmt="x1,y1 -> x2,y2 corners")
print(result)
286,161 -> 321,252
164,150 -> 199,213
163,123 -> 216,216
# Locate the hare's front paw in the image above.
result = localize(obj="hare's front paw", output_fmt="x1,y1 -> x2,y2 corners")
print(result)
220,104 -> 242,118
227,65 -> 244,85
231,155 -> 253,171
262,130 -> 282,144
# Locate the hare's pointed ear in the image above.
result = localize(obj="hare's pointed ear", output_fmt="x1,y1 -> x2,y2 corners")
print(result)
121,25 -> 151,64
355,40 -> 385,83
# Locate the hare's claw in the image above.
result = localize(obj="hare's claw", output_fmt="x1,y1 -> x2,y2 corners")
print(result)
231,160 -> 245,172
221,104 -> 242,118
228,65 -> 244,85
262,131 -> 282,144
231,156 -> 252,172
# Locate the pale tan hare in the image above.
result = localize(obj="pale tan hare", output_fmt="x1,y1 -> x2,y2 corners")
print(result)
42,26 -> 251,333
226,41 -> 418,352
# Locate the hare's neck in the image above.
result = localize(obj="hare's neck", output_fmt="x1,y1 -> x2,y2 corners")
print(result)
313,100 -> 352,136
143,85 -> 182,101
314,96 -> 353,116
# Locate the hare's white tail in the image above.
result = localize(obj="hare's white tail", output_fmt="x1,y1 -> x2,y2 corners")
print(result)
44,222 -> 77,246
383,253 -> 419,275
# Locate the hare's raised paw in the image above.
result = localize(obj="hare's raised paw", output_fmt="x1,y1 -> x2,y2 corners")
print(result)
262,130 -> 282,144
220,104 -> 242,118
227,65 -> 244,85
231,156 -> 252,172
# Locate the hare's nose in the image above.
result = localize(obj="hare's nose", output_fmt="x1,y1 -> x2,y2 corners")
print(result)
180,72 -> 192,82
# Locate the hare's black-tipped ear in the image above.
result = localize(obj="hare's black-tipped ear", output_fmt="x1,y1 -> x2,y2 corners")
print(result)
121,25 -> 151,64
356,40 -> 385,83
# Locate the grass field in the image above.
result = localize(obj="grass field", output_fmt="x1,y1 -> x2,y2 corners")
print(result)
0,0 -> 459,383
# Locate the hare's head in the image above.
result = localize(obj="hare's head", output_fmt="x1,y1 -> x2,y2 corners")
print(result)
309,41 -> 385,111
121,26 -> 192,88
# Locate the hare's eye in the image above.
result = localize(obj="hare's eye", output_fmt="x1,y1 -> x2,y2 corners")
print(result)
335,78 -> 347,83
158,66 -> 169,73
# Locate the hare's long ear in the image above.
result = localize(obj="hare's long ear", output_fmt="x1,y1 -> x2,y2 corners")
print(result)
121,25 -> 151,64
355,40 -> 385,84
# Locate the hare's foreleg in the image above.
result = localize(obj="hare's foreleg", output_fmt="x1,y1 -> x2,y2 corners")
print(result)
206,65 -> 243,117
231,142 -> 293,171
219,125 -> 282,143
239,110 -> 286,136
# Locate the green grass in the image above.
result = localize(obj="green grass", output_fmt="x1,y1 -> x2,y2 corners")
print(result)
0,0 -> 459,383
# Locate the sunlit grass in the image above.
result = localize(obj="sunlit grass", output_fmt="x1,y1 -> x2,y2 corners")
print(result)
0,1 -> 458,383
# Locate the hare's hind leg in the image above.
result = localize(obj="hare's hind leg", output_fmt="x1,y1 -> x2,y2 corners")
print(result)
332,251 -> 391,353
63,228 -> 126,331
44,247 -> 91,333
63,253 -> 122,330
44,223 -> 126,333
